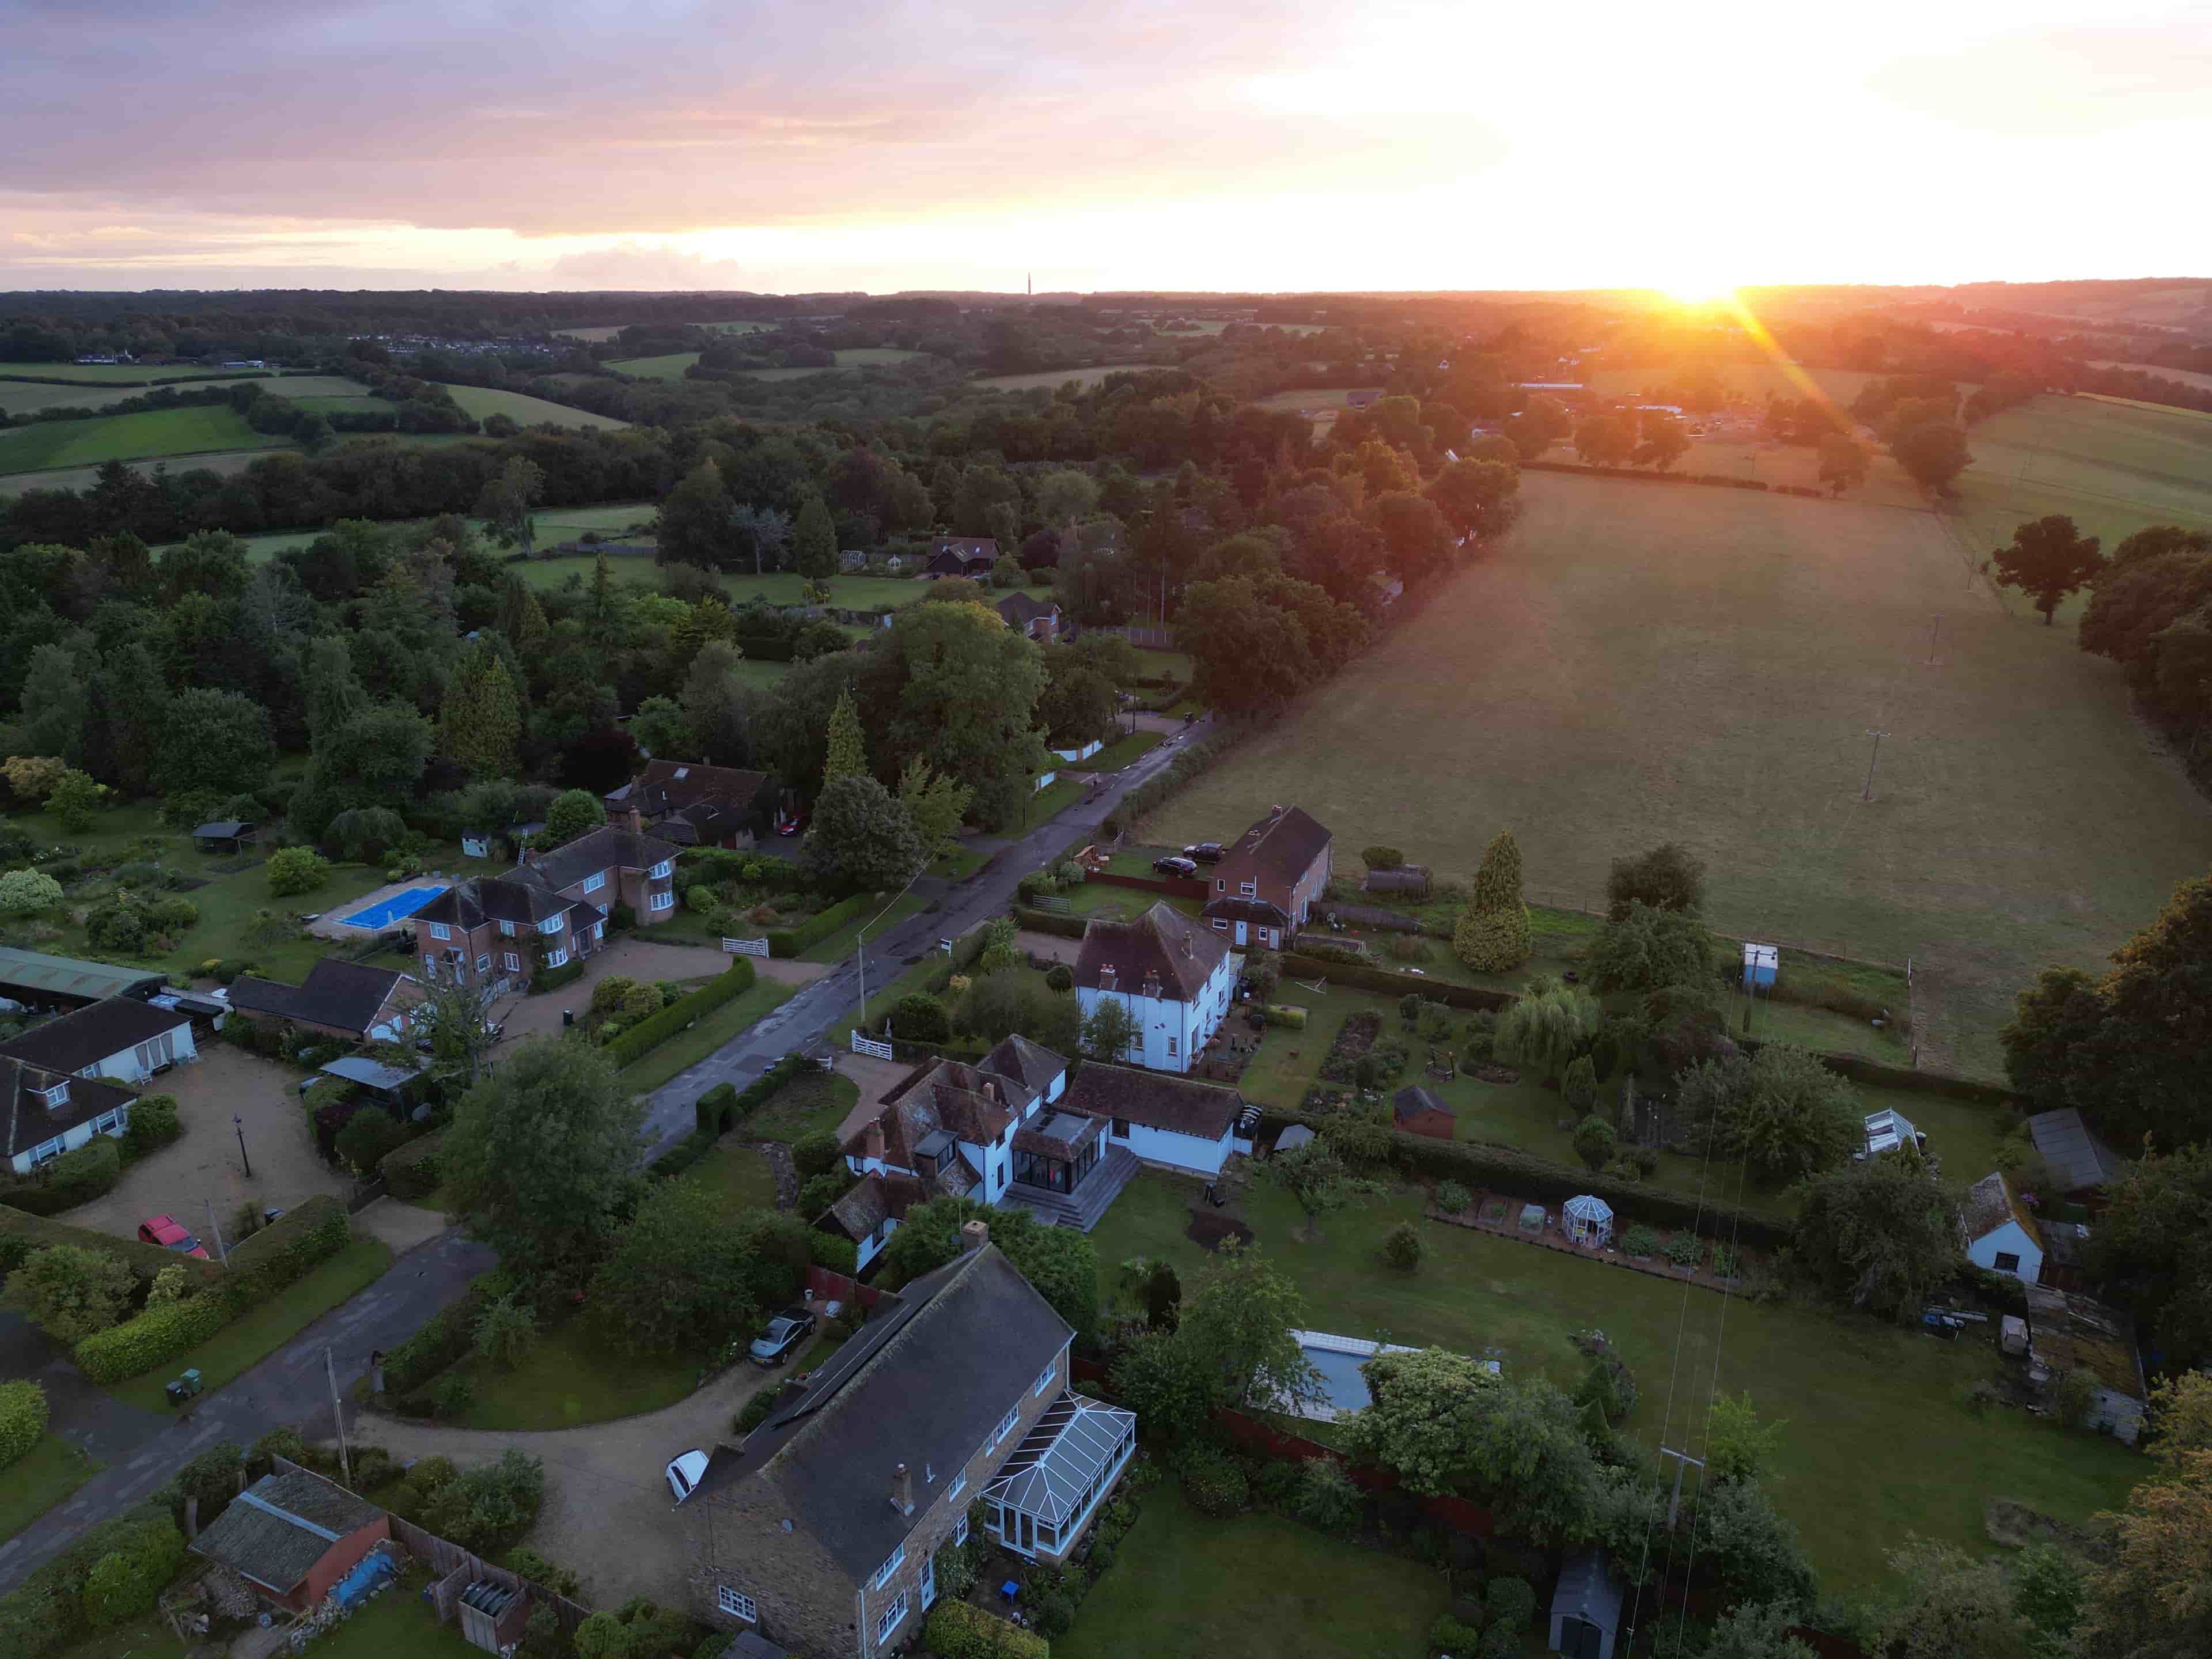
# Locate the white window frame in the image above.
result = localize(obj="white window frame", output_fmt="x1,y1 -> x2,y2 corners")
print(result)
874,1590 -> 908,1645
504,952 -> 522,973
540,914 -> 565,934
38,1080 -> 69,1108
650,889 -> 675,911
649,859 -> 673,878
93,1109 -> 124,1136
920,1547 -> 937,1610
949,1470 -> 967,1502
873,1543 -> 904,1590
1034,1359 -> 1055,1397
476,953 -> 491,974
582,870 -> 606,893
715,1586 -> 756,1623
545,948 -> 569,969
31,1135 -> 66,1166
1238,880 -> 1256,897
954,1513 -> 969,1547
1166,1035 -> 1177,1058
430,922 -> 451,941
989,1404 -> 1019,1450
499,920 -> 515,935
423,954 -> 436,973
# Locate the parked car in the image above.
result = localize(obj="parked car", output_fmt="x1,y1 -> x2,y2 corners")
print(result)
1183,842 -> 1225,863
665,1448 -> 709,1505
1153,855 -> 1198,877
137,1215 -> 210,1260
748,1308 -> 817,1367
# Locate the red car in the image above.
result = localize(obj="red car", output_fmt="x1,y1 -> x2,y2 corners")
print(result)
137,1215 -> 210,1259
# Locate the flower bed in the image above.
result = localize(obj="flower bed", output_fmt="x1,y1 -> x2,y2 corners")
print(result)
1427,1186 -> 1768,1299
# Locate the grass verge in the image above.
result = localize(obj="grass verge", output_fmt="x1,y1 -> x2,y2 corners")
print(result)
743,1071 -> 861,1144
105,1237 -> 394,1412
442,1315 -> 698,1431
799,892 -> 934,964
618,978 -> 796,1094
0,1434 -> 101,1545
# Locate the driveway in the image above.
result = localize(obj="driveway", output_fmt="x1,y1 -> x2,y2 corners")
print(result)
357,1350 -> 791,1609
59,1046 -> 346,1250
488,938 -> 819,1043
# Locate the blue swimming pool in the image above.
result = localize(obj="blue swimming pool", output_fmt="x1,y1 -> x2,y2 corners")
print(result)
1303,1344 -> 1375,1411
336,885 -> 448,930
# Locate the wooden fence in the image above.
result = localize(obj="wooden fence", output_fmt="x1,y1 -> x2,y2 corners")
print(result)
850,1029 -> 893,1060
806,1263 -> 889,1310
721,935 -> 770,957
1521,887 -> 1911,975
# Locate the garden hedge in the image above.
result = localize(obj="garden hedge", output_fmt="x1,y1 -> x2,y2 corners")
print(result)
73,1293 -> 230,1384
1100,726 -> 1247,840
385,1271 -> 505,1396
0,1378 -> 48,1467
604,958 -> 757,1067
0,1206 -> 222,1288
226,1194 -> 350,1278
923,1600 -> 1050,1659
379,1129 -> 446,1200
1014,907 -> 1086,939
695,1082 -> 740,1135
1519,459 -> 1774,491
535,955 -> 585,991
1275,952 -> 1517,1013
681,849 -> 803,888
0,1502 -> 184,1659
809,1231 -> 859,1274
767,891 -> 873,957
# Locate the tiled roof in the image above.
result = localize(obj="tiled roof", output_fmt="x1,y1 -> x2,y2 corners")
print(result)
1074,902 -> 1227,1003
995,591 -> 1057,623
1060,1062 -> 1241,1143
229,960 -> 407,1036
1200,895 -> 1291,927
1392,1085 -> 1452,1124
1964,1171 -> 2041,1247
982,1034 -> 1067,1101
694,1247 -> 1070,1580
612,760 -> 770,821
818,1171 -> 931,1241
2,1056 -> 137,1160
189,1469 -> 382,1593
0,997 -> 190,1075
525,825 -> 679,894
412,869 -> 601,931
930,536 -> 998,560
1219,805 -> 1331,896
853,1056 -> 1032,1171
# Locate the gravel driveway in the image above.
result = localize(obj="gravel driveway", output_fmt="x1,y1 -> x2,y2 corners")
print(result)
60,1046 -> 346,1248
488,938 -> 821,1044
355,1353 -> 790,1608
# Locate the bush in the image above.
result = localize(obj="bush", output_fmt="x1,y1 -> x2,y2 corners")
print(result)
504,1548 -> 582,1599
1562,1056 -> 1599,1115
1294,1456 -> 1362,1534
590,975 -> 638,1017
1382,1221 -> 1423,1272
696,1082 -> 739,1135
16,1243 -> 138,1343
1430,1615 -> 1486,1657
82,897 -> 150,953
1621,1224 -> 1660,1257
809,1230 -> 859,1274
891,991 -> 951,1043
334,1108 -> 412,1173
474,1293 -> 539,1372
1435,1180 -> 1471,1214
74,1293 -> 229,1383
379,1128 -> 445,1200
1045,963 -> 1074,993
1263,1004 -> 1308,1029
1665,1232 -> 1706,1268
80,1522 -> 186,1628
1484,1577 -> 1536,1635
43,1136 -> 123,1206
1361,845 -> 1404,870
0,1378 -> 49,1467
0,868 -> 65,917
420,1449 -> 544,1552
120,1094 -> 180,1160
265,847 -> 329,896
734,1388 -> 781,1436
1180,1445 -> 1248,1516
798,1172 -> 851,1217
1571,1114 -> 1616,1172
789,1131 -> 842,1181
923,1600 -> 1051,1659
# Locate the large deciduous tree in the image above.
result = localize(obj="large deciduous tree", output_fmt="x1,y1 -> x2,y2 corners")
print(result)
442,1039 -> 643,1287
797,774 -> 922,896
869,599 -> 1048,831
153,688 -> 275,798
2080,1371 -> 2212,1659
1425,458 -> 1521,541
541,787 -> 605,847
475,456 -> 545,559
896,756 -> 971,853
2083,1146 -> 2212,1374
1605,841 -> 1706,919
1574,413 -> 1637,468
1679,1043 -> 1862,1181
1993,514 -> 2104,624
1585,900 -> 1712,995
1792,1153 -> 1961,1323
1891,421 -> 1973,494
877,1199 -> 1099,1344
1817,433 -> 1869,497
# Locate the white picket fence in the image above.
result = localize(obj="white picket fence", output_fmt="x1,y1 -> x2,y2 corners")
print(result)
850,1029 -> 893,1060
722,936 -> 771,957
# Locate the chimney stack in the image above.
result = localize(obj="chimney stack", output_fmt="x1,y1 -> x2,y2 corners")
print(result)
1099,963 -> 1116,993
961,1219 -> 990,1256
865,1120 -> 886,1162
892,1463 -> 914,1516
984,1080 -> 998,1105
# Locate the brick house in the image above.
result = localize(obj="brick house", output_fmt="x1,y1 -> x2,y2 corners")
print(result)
1201,805 -> 1333,948
835,1032 -> 1248,1234
993,590 -> 1059,641
187,1469 -> 390,1614
604,760 -> 775,850
1073,902 -> 1233,1074
228,960 -> 416,1045
408,827 -> 680,994
683,1230 -> 1135,1659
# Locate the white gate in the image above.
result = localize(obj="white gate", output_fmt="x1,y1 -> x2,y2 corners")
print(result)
850,1029 -> 893,1060
722,937 -> 770,957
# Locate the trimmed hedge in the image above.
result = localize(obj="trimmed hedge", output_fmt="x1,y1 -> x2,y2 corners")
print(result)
924,1600 -> 1051,1659
0,1205 -> 223,1289
681,849 -> 803,888
1101,726 -> 1247,840
809,1231 -> 859,1274
536,955 -> 585,992
606,958 -> 757,1067
1520,459 -> 1772,490
74,1294 -> 228,1384
1015,907 -> 1087,939
695,1082 -> 740,1135
767,891 -> 873,957
1263,1005 -> 1308,1029
227,1194 -> 350,1274
385,1271 -> 503,1396
0,1377 -> 48,1467
379,1128 -> 446,1200
1276,952 -> 1516,1013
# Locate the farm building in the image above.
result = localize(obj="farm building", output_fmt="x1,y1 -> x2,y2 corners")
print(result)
1390,1085 -> 1456,1141
187,1469 -> 390,1613
1961,1172 -> 2043,1285
2025,1108 -> 2127,1203
0,947 -> 166,1014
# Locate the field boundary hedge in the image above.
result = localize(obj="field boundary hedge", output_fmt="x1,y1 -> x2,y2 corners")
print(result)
1521,459 -> 1826,500
607,958 -> 757,1067
0,1205 -> 225,1287
769,891 -> 873,957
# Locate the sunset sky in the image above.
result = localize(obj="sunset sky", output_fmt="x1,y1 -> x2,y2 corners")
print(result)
5,1 -> 2205,293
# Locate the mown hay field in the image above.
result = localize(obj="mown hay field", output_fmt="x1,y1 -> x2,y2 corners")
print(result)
974,364 -> 1168,391
0,404 -> 289,475
1150,469 -> 2212,1076
437,384 -> 629,429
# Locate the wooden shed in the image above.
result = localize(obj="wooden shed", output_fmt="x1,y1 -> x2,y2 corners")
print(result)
187,1470 -> 389,1613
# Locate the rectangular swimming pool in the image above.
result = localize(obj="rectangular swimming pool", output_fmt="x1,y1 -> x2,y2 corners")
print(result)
336,884 -> 448,930
1287,1330 -> 1423,1418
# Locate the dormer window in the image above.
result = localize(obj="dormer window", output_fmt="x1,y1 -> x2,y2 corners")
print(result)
37,1080 -> 69,1109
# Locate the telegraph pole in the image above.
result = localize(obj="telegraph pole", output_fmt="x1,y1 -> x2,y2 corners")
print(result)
326,1347 -> 351,1487
1656,1445 -> 1706,1528
1926,614 -> 1942,665
204,1198 -> 228,1267
1861,729 -> 1889,802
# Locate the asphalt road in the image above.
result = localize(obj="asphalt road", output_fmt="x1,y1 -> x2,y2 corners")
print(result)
641,716 -> 1213,1157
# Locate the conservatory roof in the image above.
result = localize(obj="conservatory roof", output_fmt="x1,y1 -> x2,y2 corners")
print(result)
1564,1194 -> 1613,1222
981,1392 -> 1135,1525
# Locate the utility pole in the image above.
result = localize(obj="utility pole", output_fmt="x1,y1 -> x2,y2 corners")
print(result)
204,1198 -> 229,1267
1657,1445 -> 1706,1528
1926,614 -> 1942,665
855,870 -> 924,1039
326,1347 -> 351,1487
1861,728 -> 1889,802
232,1113 -> 252,1179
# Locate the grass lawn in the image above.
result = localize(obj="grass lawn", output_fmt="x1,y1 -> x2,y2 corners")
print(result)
688,1139 -> 779,1209
608,351 -> 700,380
1057,1479 -> 1448,1659
1127,647 -> 1194,683
0,1434 -> 101,1545
447,1313 -> 698,1430
1089,1173 -> 2142,1594
830,946 -> 961,1047
105,1237 -> 394,1412
0,405 -> 289,474
1066,730 -> 1164,771
306,1571 -> 484,1659
437,384 -> 630,430
1025,775 -> 1088,827
975,365 -> 1167,391
618,978 -> 797,1094
929,845 -> 991,880
1148,469 -> 2212,1080
39,1614 -> 192,1659
726,657 -> 792,691
744,1070 -> 861,1144
800,891 -> 934,964
0,362 -> 242,384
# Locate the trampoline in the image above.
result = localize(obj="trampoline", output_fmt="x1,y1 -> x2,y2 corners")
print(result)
335,885 -> 447,930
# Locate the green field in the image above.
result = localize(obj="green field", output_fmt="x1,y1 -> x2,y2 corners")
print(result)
0,373 -> 363,419
1938,393 -> 2212,620
1582,359 -> 1887,409
1090,1173 -> 2142,1594
608,351 -> 700,380
0,446 -> 277,497
0,362 -> 235,384
0,405 -> 289,475
437,383 -> 630,429
1150,469 -> 2212,1078
1249,387 -> 1385,414
976,364 -> 1169,392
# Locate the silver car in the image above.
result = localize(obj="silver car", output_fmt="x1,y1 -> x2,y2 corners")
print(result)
665,1448 -> 709,1505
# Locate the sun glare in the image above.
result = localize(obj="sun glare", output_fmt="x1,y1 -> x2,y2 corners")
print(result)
1659,278 -> 1735,306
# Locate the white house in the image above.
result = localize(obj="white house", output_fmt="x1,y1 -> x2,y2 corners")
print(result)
2,1056 -> 141,1176
0,997 -> 195,1087
1963,1171 -> 2044,1286
1073,903 -> 1233,1075
1060,1062 -> 1247,1181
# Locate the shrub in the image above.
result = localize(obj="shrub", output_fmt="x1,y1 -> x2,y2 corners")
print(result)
734,1388 -> 781,1436
791,1131 -> 843,1180
44,1136 -> 123,1206
1562,1056 -> 1599,1115
74,1294 -> 229,1383
379,1128 -> 445,1199
1362,845 -> 1404,870
334,1108 -> 411,1173
1665,1232 -> 1706,1268
428,1370 -> 476,1418
0,868 -> 64,917
590,976 -> 638,1017
420,1449 -> 544,1552
1045,963 -> 1074,993
0,1378 -> 49,1467
600,960 -> 755,1069
695,1082 -> 739,1134
1430,1615 -> 1486,1657
798,1172 -> 852,1217
1294,1456 -> 1362,1534
120,1094 -> 181,1160
80,1522 -> 186,1628
1621,1224 -> 1660,1257
891,991 -> 951,1043
1263,1003 -> 1308,1029
1434,1180 -> 1471,1214
17,1244 -> 138,1344
1606,842 -> 1707,921
2055,1366 -> 2101,1428
1485,1577 -> 1536,1635
265,847 -> 329,896
413,1455 -> 460,1493
1180,1445 -> 1248,1516
82,897 -> 150,953
809,1230 -> 859,1275
923,1600 -> 1051,1659
1382,1221 -> 1423,1272
474,1293 -> 539,1372
505,1548 -> 582,1599
1572,1113 -> 1616,1172
146,1264 -> 190,1306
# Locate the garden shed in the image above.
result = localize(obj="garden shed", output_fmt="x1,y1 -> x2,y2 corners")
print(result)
187,1469 -> 389,1614
1549,1547 -> 1622,1659
191,820 -> 258,852
1390,1085 -> 1455,1142
1274,1124 -> 1315,1155
1562,1194 -> 1613,1249
1362,866 -> 1430,897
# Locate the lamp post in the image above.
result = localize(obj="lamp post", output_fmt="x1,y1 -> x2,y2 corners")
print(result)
233,1114 -> 253,1179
